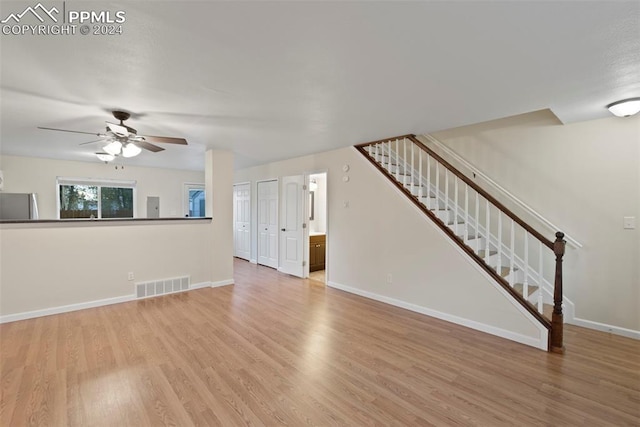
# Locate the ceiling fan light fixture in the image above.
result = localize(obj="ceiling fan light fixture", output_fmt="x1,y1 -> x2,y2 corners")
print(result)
95,152 -> 115,162
122,143 -> 142,158
607,98 -> 640,117
103,140 -> 123,156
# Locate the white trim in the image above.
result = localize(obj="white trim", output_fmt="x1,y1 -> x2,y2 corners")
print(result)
57,176 -> 137,187
0,280 -> 233,324
210,279 -> 234,288
327,280 -> 548,351
417,134 -> 583,249
569,317 -> 640,340
0,294 -> 135,324
250,259 -> 258,264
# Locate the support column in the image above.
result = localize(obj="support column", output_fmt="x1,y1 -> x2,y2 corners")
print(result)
205,149 -> 234,284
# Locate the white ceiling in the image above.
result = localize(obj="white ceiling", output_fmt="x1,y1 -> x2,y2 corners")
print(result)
1,1 -> 639,171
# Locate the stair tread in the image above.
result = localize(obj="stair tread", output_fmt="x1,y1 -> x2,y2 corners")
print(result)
514,282 -> 539,298
477,249 -> 498,258
495,266 -> 518,277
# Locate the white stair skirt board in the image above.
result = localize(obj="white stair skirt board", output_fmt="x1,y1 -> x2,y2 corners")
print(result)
0,279 -> 234,324
328,280 -> 548,351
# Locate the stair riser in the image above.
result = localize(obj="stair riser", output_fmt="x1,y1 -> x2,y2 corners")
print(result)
434,209 -> 455,223
466,236 -> 487,250
421,197 -> 445,210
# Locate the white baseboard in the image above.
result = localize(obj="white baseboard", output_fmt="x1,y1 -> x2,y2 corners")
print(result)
328,280 -> 548,351
0,280 -> 234,324
211,279 -> 234,288
0,294 -> 135,324
250,259 -> 258,264
569,317 -> 640,340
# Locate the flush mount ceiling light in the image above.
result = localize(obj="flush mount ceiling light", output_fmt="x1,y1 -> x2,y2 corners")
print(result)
95,152 -> 115,162
607,98 -> 640,117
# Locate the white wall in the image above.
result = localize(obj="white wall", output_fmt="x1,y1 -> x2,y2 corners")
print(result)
0,220 -> 214,317
0,155 -> 205,219
0,149 -> 234,320
430,111 -> 639,333
235,147 -> 546,349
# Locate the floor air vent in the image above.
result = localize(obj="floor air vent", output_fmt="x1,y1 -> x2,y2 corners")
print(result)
135,276 -> 190,299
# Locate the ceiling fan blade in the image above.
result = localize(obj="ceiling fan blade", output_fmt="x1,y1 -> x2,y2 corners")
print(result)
135,140 -> 165,152
38,126 -> 105,137
141,135 -> 188,145
78,139 -> 106,146
105,121 -> 129,137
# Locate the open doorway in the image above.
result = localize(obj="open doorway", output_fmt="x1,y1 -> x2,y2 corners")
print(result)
308,172 -> 327,285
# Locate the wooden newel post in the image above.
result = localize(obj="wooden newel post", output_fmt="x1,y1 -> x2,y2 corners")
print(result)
550,231 -> 566,353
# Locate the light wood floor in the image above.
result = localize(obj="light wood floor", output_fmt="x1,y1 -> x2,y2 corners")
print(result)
1,259 -> 639,426
308,269 -> 326,285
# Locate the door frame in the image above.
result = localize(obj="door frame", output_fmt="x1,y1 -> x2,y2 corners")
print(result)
304,170 -> 329,282
256,178 -> 279,269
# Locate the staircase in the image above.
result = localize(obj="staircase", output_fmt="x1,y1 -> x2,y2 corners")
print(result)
355,135 -> 566,353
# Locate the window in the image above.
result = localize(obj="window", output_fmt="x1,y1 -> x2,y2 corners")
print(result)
57,178 -> 136,219
184,183 -> 206,217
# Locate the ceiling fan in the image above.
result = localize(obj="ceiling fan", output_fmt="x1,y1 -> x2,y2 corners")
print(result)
38,110 -> 188,161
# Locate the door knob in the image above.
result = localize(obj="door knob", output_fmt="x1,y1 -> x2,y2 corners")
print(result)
281,228 -> 286,231
264,228 -> 268,231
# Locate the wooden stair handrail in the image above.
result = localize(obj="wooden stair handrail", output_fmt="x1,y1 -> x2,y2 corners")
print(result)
356,135 -> 554,250
355,135 -> 568,351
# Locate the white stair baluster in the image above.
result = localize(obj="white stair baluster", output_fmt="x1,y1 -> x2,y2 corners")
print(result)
376,143 -> 381,163
435,162 -> 440,211
411,141 -> 415,195
497,212 -> 503,275
426,154 -> 431,200
403,138 -> 407,188
485,201 -> 490,263
474,191 -> 479,252
464,183 -> 469,244
445,170 -> 449,218
509,219 -> 515,287
538,241 -> 544,313
524,231 -> 529,300
387,141 -> 391,171
418,148 -> 423,200
395,139 -> 400,182
454,177 -> 459,232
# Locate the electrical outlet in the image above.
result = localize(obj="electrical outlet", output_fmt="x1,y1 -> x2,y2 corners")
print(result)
387,274 -> 393,284
623,216 -> 636,230
128,272 -> 134,281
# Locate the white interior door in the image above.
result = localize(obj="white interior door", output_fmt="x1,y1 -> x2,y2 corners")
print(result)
233,183 -> 251,260
279,175 -> 305,277
257,180 -> 278,268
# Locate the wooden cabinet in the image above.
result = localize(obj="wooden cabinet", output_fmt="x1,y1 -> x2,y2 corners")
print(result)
309,234 -> 326,272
